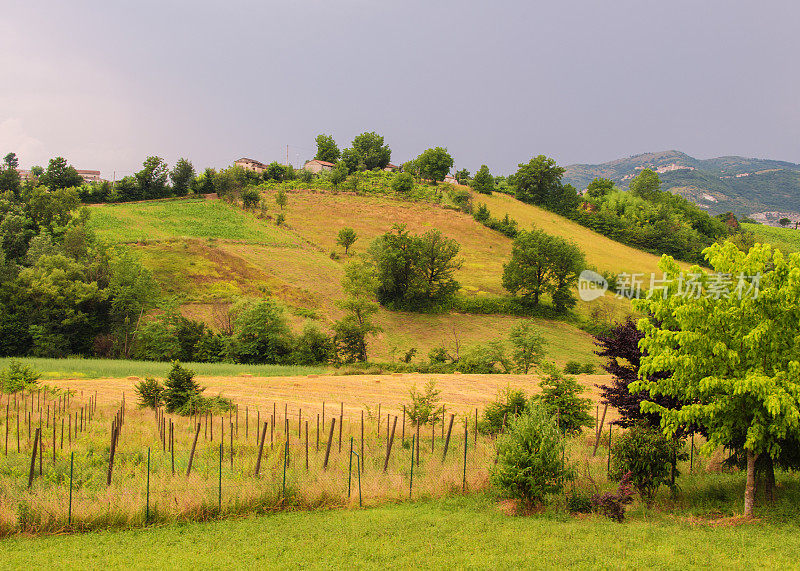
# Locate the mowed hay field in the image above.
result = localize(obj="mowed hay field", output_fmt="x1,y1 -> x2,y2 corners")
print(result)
0,369 -> 609,537
87,190 -> 645,363
41,371 -> 613,419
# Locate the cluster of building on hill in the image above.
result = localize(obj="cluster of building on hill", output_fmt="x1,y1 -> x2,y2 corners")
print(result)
16,168 -> 104,184
234,156 -> 398,174
16,156 -> 462,189
234,157 -> 459,184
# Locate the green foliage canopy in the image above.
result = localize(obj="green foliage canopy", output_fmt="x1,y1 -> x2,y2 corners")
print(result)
415,147 -> 454,183
502,227 -> 585,310
633,242 -> 800,515
472,165 -> 494,195
315,134 -> 341,163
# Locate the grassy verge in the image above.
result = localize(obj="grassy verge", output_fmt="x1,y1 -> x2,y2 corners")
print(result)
1,493 -> 798,568
0,357 -> 325,379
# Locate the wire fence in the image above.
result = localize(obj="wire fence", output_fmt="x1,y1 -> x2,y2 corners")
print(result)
0,390 -> 494,536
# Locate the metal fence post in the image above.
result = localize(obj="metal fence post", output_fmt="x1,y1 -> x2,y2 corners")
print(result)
146,447 -> 151,523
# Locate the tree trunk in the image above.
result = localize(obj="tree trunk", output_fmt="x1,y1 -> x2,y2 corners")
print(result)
744,449 -> 759,517
764,456 -> 775,503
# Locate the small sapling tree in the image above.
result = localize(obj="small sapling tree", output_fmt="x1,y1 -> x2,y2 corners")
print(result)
163,362 -> 202,413
134,377 -> 164,409
531,365 -> 593,435
406,380 -> 444,426
276,188 -> 288,210
509,321 -> 546,373
492,404 -> 573,505
337,227 -> 358,255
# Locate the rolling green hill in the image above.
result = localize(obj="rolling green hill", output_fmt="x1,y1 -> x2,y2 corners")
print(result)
564,150 -> 800,217
87,188 -> 658,366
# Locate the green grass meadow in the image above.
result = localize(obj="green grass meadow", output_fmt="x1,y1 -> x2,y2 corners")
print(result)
1,494 -> 797,569
743,223 -> 800,254
88,198 -> 299,245
0,357 -> 324,379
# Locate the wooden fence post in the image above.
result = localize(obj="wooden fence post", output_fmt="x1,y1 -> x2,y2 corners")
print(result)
186,423 -> 201,476
255,421 -> 268,476
592,404 -> 608,457
170,420 -> 175,475
323,418 -> 336,470
107,422 -> 118,486
475,408 -> 478,445
383,416 -> 398,472
27,427 -> 40,488
442,414 -> 454,461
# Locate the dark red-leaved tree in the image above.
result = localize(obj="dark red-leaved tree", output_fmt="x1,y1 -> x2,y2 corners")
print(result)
594,317 -> 680,429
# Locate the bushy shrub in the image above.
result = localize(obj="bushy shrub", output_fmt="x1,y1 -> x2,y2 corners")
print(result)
228,299 -> 294,364
479,388 -> 528,435
445,186 -> 472,213
292,323 -> 335,365
133,318 -> 180,361
134,314 -> 226,363
406,380 -> 444,426
566,491 -> 594,514
298,169 -> 314,183
134,377 -> 164,409
473,203 -> 491,223
427,346 -> 450,364
400,347 -> 417,363
0,360 -> 39,393
482,213 -> 519,238
492,404 -> 572,504
531,366 -> 593,435
564,360 -> 583,374
591,471 -> 635,522
276,212 -> 286,226
391,172 -> 414,193
610,423 -> 676,505
241,187 -> 260,209
193,331 -> 226,363
581,363 -> 596,374
455,342 -> 509,374
163,362 -> 202,413
178,392 -> 234,415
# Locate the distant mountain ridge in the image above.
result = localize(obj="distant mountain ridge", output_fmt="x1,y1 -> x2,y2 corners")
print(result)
563,150 -> 800,219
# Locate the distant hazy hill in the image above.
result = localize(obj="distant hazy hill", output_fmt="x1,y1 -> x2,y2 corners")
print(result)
564,150 -> 800,220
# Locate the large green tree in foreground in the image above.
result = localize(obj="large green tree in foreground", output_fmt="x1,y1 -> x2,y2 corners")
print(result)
633,243 -> 800,517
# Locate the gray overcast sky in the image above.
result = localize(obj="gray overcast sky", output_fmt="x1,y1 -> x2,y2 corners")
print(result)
2,0 -> 799,177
